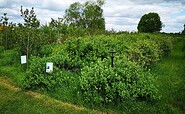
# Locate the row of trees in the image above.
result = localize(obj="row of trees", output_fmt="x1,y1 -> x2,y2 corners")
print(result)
0,0 -> 106,68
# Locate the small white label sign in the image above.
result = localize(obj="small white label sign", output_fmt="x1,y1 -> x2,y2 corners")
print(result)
46,62 -> 53,73
21,55 -> 27,64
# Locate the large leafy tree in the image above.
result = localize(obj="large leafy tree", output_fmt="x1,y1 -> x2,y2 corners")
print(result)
137,12 -> 162,33
64,2 -> 83,28
64,0 -> 105,34
83,0 -> 105,31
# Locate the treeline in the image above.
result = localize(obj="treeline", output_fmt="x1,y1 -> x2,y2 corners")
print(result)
0,0 -> 107,68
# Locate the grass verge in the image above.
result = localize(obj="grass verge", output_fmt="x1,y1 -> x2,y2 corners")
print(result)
0,76 -> 105,114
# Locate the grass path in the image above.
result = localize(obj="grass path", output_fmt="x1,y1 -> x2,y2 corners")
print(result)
152,41 -> 185,113
0,76 -> 107,114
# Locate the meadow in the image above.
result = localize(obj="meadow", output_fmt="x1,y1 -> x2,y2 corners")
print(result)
0,33 -> 185,113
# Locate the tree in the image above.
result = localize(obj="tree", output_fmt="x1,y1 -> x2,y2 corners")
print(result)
83,0 -> 105,32
182,24 -> 185,34
0,13 -> 9,50
64,0 -> 105,34
0,13 -> 16,50
18,6 -> 40,69
137,12 -> 162,33
20,6 -> 40,28
49,18 -> 64,41
40,24 -> 56,44
64,2 -> 83,28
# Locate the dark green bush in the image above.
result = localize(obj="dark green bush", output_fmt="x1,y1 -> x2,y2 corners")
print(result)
0,46 -> 4,53
157,37 -> 173,57
39,44 -> 54,57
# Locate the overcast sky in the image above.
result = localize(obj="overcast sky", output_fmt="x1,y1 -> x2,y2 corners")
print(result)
0,0 -> 185,33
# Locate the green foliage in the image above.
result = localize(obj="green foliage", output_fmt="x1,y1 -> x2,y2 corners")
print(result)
16,6 -> 41,69
0,13 -> 16,50
22,33 -> 174,106
1,37 -> 185,114
21,34 -> 172,104
23,56 -> 55,90
0,50 -> 19,66
20,6 -> 40,28
155,36 -> 173,57
64,0 -> 105,34
0,13 -> 9,26
0,3 -> 184,113
126,39 -> 160,69
39,44 -> 53,57
0,46 -> 4,52
40,24 -> 57,44
137,12 -> 162,33
80,57 -> 159,105
23,55 -> 80,91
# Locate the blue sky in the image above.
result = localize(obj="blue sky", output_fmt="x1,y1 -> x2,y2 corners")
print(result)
0,0 -> 185,33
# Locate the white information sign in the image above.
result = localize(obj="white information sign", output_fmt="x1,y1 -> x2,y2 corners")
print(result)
46,62 -> 53,73
21,55 -> 27,64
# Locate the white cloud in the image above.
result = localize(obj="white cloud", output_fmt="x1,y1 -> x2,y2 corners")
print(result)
0,0 -> 185,33
103,0 -> 185,32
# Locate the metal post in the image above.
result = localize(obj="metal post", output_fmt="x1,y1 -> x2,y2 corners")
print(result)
109,49 -> 116,68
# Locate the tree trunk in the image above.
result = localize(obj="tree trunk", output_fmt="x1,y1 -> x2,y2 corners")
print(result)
58,30 -> 60,39
26,33 -> 30,69
26,47 -> 29,69
5,30 -> 7,50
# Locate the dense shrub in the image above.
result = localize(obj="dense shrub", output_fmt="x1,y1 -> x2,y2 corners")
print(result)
0,46 -> 4,53
23,55 -> 80,90
22,33 -> 173,106
155,37 -> 173,57
38,44 -> 54,57
126,39 -> 160,69
80,57 -> 159,105
23,56 -> 53,90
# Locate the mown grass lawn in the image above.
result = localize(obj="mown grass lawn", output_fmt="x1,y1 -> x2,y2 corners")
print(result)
0,76 -> 100,114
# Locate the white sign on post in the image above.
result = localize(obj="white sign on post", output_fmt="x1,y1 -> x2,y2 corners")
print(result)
21,55 -> 27,64
46,62 -> 53,73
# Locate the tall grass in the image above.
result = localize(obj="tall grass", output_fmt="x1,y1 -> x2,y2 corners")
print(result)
0,48 -> 25,86
149,41 -> 185,113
